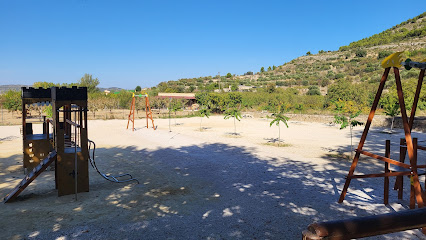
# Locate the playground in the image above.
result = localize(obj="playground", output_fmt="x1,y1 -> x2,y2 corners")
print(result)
1,116 -> 425,239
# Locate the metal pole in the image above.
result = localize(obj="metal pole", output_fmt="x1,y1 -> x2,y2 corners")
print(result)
218,72 -> 220,91
169,98 -> 171,132
74,110 -> 78,201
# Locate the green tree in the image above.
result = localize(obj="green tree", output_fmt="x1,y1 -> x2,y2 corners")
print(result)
199,107 -> 211,131
226,73 -> 232,78
333,99 -> 364,158
260,67 -> 265,73
231,83 -> 238,92
382,94 -> 399,132
3,89 -> 21,113
79,74 -> 100,93
227,92 -> 243,108
170,99 -> 181,125
269,106 -> 289,147
267,66 -> 272,71
272,65 -> 277,70
196,92 -> 211,107
294,103 -> 304,114
135,86 -> 142,92
224,108 -> 242,135
306,51 -> 311,55
43,105 -> 53,118
33,82 -> 58,88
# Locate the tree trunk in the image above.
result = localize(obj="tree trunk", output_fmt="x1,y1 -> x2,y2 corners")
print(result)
278,124 -> 281,147
350,125 -> 353,159
391,116 -> 395,133
234,117 -> 236,134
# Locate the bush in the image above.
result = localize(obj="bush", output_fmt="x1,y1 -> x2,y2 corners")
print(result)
334,73 -> 346,79
307,86 -> 321,95
355,48 -> 367,57
320,78 -> 330,87
377,50 -> 393,59
3,90 -> 21,112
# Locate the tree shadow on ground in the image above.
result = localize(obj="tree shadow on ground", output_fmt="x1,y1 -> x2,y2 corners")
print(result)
1,140 -> 424,239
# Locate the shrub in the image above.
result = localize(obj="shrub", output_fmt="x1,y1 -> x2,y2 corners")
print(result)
3,90 -> 21,112
307,86 -> 321,95
377,50 -> 393,59
334,73 -> 346,79
355,48 -> 367,57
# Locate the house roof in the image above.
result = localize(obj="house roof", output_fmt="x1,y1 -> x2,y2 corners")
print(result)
157,93 -> 196,99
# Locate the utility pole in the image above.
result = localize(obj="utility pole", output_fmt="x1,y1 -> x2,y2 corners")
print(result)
218,72 -> 221,91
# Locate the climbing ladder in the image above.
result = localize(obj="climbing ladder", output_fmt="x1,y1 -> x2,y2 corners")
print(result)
3,151 -> 57,203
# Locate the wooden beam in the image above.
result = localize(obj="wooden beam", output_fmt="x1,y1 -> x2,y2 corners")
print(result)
4,151 -> 57,203
356,149 -> 411,169
302,208 -> 426,240
338,67 -> 390,203
350,171 -> 412,179
394,67 -> 424,208
408,69 -> 425,131
385,140 -> 390,205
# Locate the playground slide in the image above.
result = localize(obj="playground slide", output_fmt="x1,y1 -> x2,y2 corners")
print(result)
3,151 -> 57,203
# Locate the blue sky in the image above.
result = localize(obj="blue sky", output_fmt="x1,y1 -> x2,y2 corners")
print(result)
0,1 -> 424,89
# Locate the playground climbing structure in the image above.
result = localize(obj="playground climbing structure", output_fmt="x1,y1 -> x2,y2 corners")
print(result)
4,86 -> 89,202
338,52 -> 426,208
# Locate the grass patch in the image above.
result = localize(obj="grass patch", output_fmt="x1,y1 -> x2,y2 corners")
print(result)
324,153 -> 352,160
262,142 -> 292,147
224,133 -> 242,138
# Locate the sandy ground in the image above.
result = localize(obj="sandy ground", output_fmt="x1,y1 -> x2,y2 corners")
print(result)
1,115 -> 426,240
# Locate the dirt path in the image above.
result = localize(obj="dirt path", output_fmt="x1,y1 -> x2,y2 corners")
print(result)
0,117 -> 425,239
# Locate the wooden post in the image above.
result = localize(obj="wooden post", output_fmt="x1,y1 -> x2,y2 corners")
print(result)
384,140 -> 390,205
127,96 -> 136,131
338,67 -> 390,203
394,67 -> 424,208
395,138 -> 406,199
145,95 -> 155,129
408,69 -> 425,131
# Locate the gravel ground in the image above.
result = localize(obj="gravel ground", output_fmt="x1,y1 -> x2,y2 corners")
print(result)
1,116 -> 426,239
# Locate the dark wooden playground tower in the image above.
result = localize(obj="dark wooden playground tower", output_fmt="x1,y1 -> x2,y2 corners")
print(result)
52,86 -> 89,197
339,52 -> 426,208
4,86 -> 89,202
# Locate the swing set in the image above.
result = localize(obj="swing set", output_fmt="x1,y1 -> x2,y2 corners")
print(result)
127,93 -> 156,131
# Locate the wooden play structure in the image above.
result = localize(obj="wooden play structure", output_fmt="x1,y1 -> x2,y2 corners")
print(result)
4,86 -> 139,203
302,53 -> 426,239
21,87 -> 53,172
338,52 -> 426,208
4,86 -> 89,202
127,93 -> 155,131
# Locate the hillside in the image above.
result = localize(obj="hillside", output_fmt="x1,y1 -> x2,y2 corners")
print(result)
0,85 -> 30,94
154,12 -> 426,97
